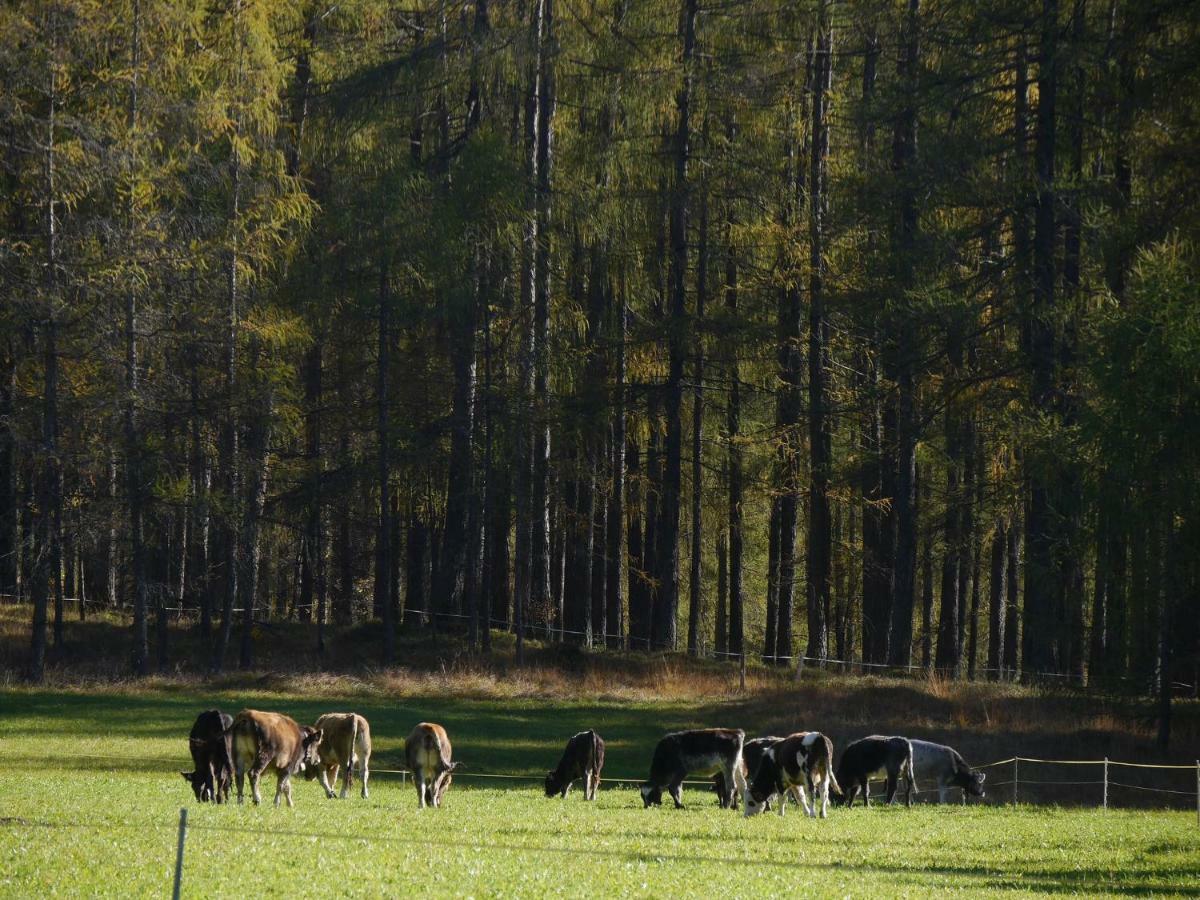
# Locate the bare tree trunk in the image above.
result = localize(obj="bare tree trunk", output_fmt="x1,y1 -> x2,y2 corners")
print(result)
238,339 -> 273,670
375,263 -> 395,663
1023,0 -> 1061,678
655,0 -> 697,652
605,272 -> 627,647
887,0 -> 921,669
724,177 -> 744,661
715,530 -> 728,656
687,168 -> 708,657
988,520 -> 1008,679
804,0 -> 833,668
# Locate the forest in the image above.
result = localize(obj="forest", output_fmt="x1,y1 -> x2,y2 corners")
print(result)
1,0 -> 1198,713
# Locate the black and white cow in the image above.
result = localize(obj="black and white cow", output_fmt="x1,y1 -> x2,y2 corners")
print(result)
545,730 -> 605,800
910,739 -> 985,803
640,728 -> 746,809
743,731 -> 839,819
712,735 -> 802,810
835,735 -> 915,808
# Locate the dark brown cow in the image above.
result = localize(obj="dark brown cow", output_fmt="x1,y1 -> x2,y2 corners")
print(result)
545,730 -> 605,800
744,731 -> 840,818
181,710 -> 233,804
405,722 -> 458,809
230,710 -> 323,807
305,712 -> 372,800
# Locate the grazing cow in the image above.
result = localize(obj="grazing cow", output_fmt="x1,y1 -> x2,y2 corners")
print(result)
835,735 -> 916,808
229,710 -> 323,807
910,739 -> 986,804
304,712 -> 372,800
181,710 -> 234,804
406,722 -> 458,809
545,730 -> 605,800
712,736 -> 802,811
743,731 -> 839,819
640,728 -> 746,810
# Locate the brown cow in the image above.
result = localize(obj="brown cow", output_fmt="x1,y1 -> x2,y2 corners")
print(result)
305,712 -> 372,800
229,710 -> 323,807
405,722 -> 458,809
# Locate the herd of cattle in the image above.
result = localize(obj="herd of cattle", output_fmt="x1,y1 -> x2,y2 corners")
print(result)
182,709 -> 986,817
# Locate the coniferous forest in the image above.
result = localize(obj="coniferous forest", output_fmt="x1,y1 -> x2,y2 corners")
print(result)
2,0 -> 1198,729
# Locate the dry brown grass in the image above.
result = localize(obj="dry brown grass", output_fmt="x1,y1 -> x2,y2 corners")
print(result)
2,603 -> 1196,768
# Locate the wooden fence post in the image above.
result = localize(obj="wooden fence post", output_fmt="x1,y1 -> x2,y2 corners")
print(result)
172,807 -> 188,900
1103,758 -> 1108,810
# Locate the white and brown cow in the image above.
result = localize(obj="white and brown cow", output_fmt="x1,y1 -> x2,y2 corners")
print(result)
405,722 -> 458,809
305,712 -> 372,800
229,709 -> 323,807
640,728 -> 747,810
545,730 -> 605,800
744,731 -> 840,819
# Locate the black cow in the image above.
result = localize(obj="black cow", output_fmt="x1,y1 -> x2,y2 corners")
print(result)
835,735 -> 915,808
910,739 -> 986,803
743,731 -> 839,818
641,728 -> 746,809
545,730 -> 605,800
180,710 -> 234,804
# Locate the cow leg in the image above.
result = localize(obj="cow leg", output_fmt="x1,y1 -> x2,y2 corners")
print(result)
937,783 -> 948,804
317,764 -> 336,799
590,769 -> 600,800
668,772 -> 686,809
885,771 -> 899,805
861,780 -> 871,808
817,774 -> 830,819
235,762 -> 246,804
798,783 -> 814,818
360,753 -> 370,800
248,768 -> 263,806
415,771 -> 427,809
280,772 -> 294,808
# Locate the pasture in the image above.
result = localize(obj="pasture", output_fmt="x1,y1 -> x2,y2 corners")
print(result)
0,687 -> 1196,898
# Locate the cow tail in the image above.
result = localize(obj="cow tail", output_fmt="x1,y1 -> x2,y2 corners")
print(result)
823,736 -> 842,796
431,730 -> 453,771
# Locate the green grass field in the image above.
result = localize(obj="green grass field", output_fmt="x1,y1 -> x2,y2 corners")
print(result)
0,687 -> 1196,898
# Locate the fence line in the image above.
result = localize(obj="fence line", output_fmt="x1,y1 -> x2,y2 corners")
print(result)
8,752 -> 1197,816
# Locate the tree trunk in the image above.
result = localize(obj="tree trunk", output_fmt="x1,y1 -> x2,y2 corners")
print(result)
627,434 -> 648,648
988,520 -> 1008,679
238,340 -> 273,671
1005,514 -> 1022,678
655,0 -> 697,652
805,0 -> 833,667
605,273 -> 627,648
375,263 -> 395,663
715,530 -> 728,656
764,497 -> 781,663
887,0 -> 921,669
687,170 -> 708,657
529,0 -> 556,642
724,181 -> 745,661
1024,0 -> 1061,678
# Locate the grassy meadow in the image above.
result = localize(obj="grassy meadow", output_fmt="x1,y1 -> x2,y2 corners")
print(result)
0,685 -> 1197,898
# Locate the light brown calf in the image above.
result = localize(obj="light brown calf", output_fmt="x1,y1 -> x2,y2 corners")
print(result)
405,722 -> 458,809
229,709 -> 323,807
307,712 -> 372,800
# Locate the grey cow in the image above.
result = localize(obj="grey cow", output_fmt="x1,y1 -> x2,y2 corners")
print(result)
909,739 -> 986,803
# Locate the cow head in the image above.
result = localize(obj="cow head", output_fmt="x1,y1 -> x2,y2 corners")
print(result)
433,761 -> 459,805
640,784 -> 663,807
181,770 -> 213,803
295,727 -> 324,776
743,748 -> 784,818
965,770 -> 986,798
544,771 -> 563,797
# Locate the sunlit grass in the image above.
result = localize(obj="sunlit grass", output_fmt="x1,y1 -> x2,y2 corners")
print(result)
0,689 -> 1196,897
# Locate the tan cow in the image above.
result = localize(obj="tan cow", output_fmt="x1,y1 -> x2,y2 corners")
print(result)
306,712 -> 372,800
229,710 -> 323,807
405,722 -> 458,809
